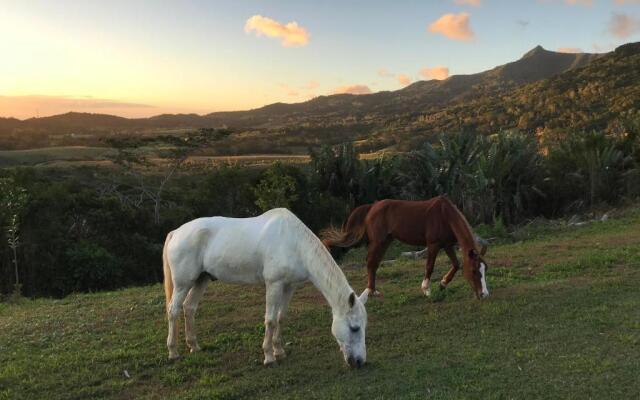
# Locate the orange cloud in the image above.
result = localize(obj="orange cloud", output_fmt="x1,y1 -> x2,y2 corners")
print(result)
306,81 -> 319,90
608,13 -> 639,38
557,47 -> 583,53
613,0 -> 640,4
245,15 -> 310,47
454,0 -> 481,6
331,85 -> 372,95
428,13 -> 475,41
419,66 -> 450,80
377,68 -> 394,78
397,74 -> 412,86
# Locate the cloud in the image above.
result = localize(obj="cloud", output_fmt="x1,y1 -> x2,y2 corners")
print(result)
419,66 -> 450,80
306,81 -> 319,90
516,19 -> 530,28
0,95 -> 155,119
428,13 -> 475,41
377,68 -> 394,78
453,0 -> 481,6
608,12 -> 640,38
557,47 -> 583,53
244,15 -> 310,47
331,85 -> 373,95
397,74 -> 412,86
613,0 -> 640,4
564,0 -> 592,6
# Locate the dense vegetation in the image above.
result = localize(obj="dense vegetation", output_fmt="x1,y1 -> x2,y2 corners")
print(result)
1,120 -> 640,298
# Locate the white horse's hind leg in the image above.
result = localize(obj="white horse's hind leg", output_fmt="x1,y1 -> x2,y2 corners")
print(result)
183,277 -> 209,353
273,285 -> 295,359
263,281 -> 284,366
167,286 -> 190,360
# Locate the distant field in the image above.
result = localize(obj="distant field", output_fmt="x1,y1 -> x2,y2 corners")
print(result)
1,209 -> 639,399
0,146 -> 392,169
0,146 -> 114,167
0,146 -> 313,168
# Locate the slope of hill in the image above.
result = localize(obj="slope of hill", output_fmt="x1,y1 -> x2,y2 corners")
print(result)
1,208 -> 640,399
393,41 -> 640,146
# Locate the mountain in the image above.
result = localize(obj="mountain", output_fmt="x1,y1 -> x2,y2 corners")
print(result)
203,45 -> 603,129
1,43 -> 638,153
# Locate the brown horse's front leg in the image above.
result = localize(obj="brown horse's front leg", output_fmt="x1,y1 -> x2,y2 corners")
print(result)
440,246 -> 460,289
366,239 -> 391,297
421,244 -> 440,296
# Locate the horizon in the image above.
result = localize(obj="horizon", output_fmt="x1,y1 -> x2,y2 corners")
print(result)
2,0 -> 640,119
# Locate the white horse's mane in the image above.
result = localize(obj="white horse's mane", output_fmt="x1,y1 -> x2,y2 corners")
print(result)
281,210 -> 353,312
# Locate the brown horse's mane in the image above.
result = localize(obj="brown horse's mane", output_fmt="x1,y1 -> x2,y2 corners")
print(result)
435,196 -> 480,254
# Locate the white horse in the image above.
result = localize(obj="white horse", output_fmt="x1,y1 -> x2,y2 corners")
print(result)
162,208 -> 369,368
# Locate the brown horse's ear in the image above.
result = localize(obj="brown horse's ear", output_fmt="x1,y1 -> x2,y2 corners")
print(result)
348,292 -> 356,308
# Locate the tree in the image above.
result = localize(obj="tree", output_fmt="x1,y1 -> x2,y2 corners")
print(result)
253,162 -> 299,212
0,178 -> 29,297
105,128 -> 232,225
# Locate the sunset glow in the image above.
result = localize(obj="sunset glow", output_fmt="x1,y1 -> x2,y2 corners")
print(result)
1,0 -> 639,119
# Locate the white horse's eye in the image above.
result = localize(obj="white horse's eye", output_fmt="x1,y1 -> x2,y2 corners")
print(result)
349,325 -> 360,333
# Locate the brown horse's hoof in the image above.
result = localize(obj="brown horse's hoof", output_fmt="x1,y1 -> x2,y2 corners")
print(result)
439,281 -> 447,290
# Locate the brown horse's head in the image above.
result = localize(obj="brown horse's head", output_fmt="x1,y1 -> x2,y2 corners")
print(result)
463,248 -> 489,299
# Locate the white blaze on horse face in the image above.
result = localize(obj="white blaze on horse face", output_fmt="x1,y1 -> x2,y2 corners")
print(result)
480,262 -> 489,297
331,299 -> 367,368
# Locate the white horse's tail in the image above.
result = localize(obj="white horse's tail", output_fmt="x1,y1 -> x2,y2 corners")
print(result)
163,231 -> 175,312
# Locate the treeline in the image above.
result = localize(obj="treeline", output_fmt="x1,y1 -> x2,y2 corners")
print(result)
1,124 -> 640,298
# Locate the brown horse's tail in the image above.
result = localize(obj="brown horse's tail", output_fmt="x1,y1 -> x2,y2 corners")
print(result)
163,231 -> 175,312
320,204 -> 372,249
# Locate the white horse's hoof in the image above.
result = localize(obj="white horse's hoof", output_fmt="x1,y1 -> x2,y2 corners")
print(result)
168,353 -> 180,361
274,350 -> 287,359
263,358 -> 277,367
189,345 -> 201,353
422,288 -> 431,297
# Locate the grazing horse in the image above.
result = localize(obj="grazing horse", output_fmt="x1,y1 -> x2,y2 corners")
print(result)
321,196 -> 489,299
162,208 -> 368,368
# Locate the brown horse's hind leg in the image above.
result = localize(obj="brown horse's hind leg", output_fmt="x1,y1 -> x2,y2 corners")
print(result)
365,238 -> 392,296
440,246 -> 460,289
421,244 -> 440,296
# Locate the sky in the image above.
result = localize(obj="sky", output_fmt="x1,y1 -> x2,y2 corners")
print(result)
1,0 -> 639,119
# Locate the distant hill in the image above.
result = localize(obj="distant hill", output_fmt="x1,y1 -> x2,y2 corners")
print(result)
2,43 -> 638,153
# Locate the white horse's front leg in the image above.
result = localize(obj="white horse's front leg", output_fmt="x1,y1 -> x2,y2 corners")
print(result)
273,285 -> 295,359
263,281 -> 284,366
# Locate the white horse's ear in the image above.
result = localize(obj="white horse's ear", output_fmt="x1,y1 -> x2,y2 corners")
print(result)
358,289 -> 369,305
348,292 -> 356,308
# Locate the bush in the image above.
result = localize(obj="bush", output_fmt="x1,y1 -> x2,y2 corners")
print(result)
65,241 -> 121,292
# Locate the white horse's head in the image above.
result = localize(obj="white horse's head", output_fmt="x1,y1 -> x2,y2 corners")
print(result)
331,289 -> 368,368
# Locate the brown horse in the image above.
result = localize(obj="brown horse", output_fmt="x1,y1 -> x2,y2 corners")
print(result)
321,196 -> 489,299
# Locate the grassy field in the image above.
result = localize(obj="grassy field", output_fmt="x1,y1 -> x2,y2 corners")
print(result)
0,146 -> 114,167
1,210 -> 639,399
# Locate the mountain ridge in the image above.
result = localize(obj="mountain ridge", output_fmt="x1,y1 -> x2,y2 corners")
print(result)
1,45 -> 603,131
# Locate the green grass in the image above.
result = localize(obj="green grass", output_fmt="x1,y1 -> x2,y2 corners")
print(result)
1,211 -> 640,399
